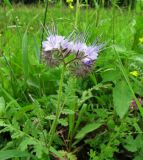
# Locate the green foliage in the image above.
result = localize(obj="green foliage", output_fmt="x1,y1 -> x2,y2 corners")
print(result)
0,2 -> 143,160
58,150 -> 77,160
0,150 -> 29,159
75,121 -> 103,139
0,97 -> 5,117
113,80 -> 132,118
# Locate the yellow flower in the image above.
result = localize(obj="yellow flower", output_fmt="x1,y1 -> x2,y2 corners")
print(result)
139,37 -> 143,44
130,71 -> 139,77
69,3 -> 74,9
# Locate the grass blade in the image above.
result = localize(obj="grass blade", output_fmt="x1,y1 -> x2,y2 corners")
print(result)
22,31 -> 29,79
33,36 -> 40,63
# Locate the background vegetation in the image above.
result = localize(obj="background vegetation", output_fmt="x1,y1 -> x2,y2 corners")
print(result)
0,0 -> 138,8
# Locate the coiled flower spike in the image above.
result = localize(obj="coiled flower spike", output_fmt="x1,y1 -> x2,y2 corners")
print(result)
42,29 -> 102,76
42,27 -> 71,66
42,35 -> 66,51
82,43 -> 102,65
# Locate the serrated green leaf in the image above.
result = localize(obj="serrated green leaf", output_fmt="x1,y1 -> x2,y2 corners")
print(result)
19,138 -> 37,151
124,135 -> 138,152
45,115 -> 56,120
58,150 -> 77,160
58,118 -> 68,126
75,121 -> 103,139
62,109 -> 74,115
11,131 -> 24,139
113,81 -> 132,119
34,142 -> 43,158
0,150 -> 29,159
50,147 -> 64,160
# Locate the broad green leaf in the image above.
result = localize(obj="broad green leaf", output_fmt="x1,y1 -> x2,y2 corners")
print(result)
22,31 -> 29,79
101,69 -> 120,82
75,121 -> 103,139
0,150 -> 29,159
0,97 -> 5,117
113,81 -> 132,119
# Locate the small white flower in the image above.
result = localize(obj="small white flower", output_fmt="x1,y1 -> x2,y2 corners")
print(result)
42,35 -> 66,51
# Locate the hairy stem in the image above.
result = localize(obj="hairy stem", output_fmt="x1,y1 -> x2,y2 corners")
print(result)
40,0 -> 48,62
47,65 -> 65,149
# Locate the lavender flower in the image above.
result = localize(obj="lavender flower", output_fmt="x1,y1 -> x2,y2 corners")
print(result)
61,40 -> 74,53
70,61 -> 92,77
68,40 -> 102,76
42,29 -> 103,75
42,35 -> 66,51
42,33 -> 71,66
72,40 -> 87,53
82,45 -> 100,65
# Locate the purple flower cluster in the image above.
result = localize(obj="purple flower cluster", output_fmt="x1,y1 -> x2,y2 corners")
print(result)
42,32 -> 102,76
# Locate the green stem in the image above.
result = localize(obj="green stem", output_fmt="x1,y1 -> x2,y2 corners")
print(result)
75,0 -> 80,28
47,65 -> 65,149
41,0 -> 48,62
60,0 -> 63,8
